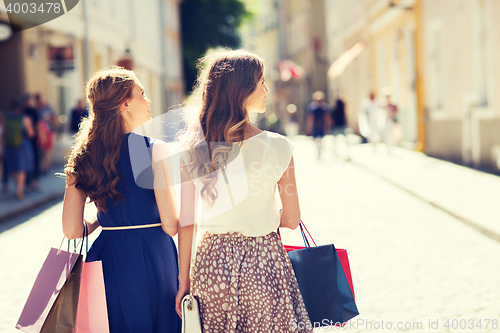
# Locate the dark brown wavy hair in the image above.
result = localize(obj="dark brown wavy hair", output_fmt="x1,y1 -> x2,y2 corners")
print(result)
181,49 -> 264,207
64,67 -> 137,212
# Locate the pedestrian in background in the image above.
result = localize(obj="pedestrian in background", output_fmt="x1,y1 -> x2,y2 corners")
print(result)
4,98 -> 35,200
306,91 -> 330,160
37,110 -> 55,175
22,94 -> 41,192
284,104 -> 300,136
35,93 -> 56,174
175,50 -> 312,332
330,93 -> 351,160
361,92 -> 381,152
62,67 -> 181,333
70,99 -> 89,134
382,92 -> 399,154
35,93 -> 57,131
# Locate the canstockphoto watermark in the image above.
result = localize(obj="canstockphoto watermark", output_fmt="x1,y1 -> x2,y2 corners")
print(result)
290,319 -> 424,330
249,180 -> 366,197
293,161 -> 379,180
4,0 -> 79,33
248,162 -> 371,197
247,162 -> 379,181
291,318 -> 500,330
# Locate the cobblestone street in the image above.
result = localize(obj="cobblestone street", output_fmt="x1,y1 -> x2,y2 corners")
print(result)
290,136 -> 500,332
1,137 -> 499,332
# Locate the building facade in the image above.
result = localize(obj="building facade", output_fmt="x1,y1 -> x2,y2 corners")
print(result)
324,0 -> 500,172
242,0 -> 328,134
420,0 -> 500,171
0,0 -> 184,125
324,0 -> 419,146
241,0 -> 287,133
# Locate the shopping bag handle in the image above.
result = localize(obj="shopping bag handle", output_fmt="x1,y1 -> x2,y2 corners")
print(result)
57,222 -> 88,256
299,221 -> 317,247
277,220 -> 318,251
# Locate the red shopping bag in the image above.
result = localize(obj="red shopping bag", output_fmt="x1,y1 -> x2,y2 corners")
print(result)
278,222 -> 356,300
74,261 -> 109,333
16,247 -> 82,333
335,249 -> 355,300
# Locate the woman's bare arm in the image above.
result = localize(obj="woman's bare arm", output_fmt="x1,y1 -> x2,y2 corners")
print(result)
62,174 -> 100,239
175,161 -> 196,317
152,141 -> 179,236
277,157 -> 301,230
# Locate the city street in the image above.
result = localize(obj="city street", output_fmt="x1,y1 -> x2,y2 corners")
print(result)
2,0 -> 500,332
1,137 -> 500,332
289,136 -> 500,332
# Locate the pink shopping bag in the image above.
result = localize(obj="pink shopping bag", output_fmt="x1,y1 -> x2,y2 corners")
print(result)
74,261 -> 109,333
16,248 -> 81,333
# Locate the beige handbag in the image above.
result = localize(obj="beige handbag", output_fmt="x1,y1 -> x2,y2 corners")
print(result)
181,212 -> 202,333
181,292 -> 202,333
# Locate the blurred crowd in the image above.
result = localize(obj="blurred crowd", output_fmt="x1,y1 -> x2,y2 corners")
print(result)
0,93 -> 88,200
303,90 -> 401,160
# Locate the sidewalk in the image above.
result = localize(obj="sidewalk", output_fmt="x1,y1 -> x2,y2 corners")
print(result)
0,165 -> 66,223
349,143 -> 500,242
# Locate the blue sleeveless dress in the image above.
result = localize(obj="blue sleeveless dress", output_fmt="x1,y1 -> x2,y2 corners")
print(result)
86,133 -> 181,333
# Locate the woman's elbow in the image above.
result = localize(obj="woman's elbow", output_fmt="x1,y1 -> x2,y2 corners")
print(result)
162,222 -> 178,237
62,222 -> 84,240
281,216 -> 301,230
287,219 -> 301,230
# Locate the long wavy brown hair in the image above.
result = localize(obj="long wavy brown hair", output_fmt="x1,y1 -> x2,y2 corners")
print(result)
64,67 -> 137,212
181,49 -> 264,207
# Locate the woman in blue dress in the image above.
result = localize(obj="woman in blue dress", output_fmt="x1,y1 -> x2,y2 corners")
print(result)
62,67 -> 181,333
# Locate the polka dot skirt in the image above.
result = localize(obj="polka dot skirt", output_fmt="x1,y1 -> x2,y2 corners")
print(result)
191,231 -> 313,333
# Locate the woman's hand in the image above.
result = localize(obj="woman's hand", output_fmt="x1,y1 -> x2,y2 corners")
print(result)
175,281 -> 191,319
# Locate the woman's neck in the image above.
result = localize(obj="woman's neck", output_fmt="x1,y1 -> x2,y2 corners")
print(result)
122,120 -> 135,134
242,122 -> 262,140
242,122 -> 253,140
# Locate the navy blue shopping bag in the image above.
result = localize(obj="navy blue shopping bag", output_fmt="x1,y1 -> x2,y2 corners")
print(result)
281,223 -> 359,327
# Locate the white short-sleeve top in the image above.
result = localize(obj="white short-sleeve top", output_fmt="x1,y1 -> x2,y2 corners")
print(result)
195,130 -> 294,237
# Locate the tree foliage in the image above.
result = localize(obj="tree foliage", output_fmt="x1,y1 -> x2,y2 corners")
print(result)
180,0 -> 251,94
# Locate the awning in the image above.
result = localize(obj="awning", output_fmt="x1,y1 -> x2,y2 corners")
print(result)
328,41 -> 366,79
279,60 -> 305,82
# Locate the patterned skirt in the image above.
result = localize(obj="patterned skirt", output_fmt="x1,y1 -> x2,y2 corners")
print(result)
191,231 -> 313,333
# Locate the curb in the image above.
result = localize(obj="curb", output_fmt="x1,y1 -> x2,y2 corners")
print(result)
0,190 -> 65,224
349,157 -> 500,244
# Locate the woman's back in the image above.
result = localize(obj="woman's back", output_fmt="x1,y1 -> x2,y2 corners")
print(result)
189,130 -> 312,332
62,67 -> 181,333
86,133 -> 181,333
96,132 -> 161,228
197,130 -> 293,236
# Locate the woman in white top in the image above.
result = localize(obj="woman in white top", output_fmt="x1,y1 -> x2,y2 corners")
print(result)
174,50 -> 312,332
